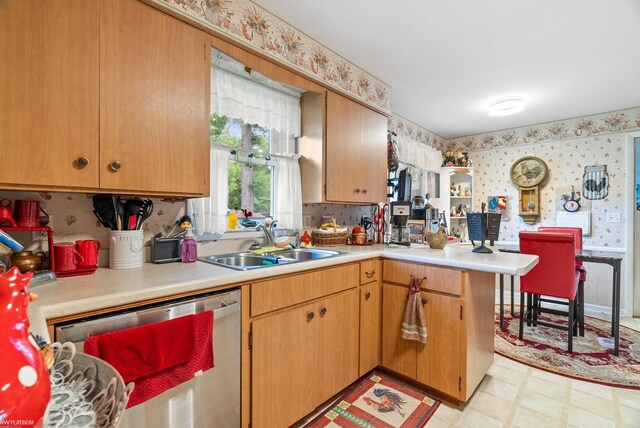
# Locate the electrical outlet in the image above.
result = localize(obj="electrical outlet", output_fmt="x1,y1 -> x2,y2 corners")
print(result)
302,215 -> 311,228
606,212 -> 620,223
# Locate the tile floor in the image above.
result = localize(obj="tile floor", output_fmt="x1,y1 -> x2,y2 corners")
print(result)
429,317 -> 640,428
299,317 -> 640,428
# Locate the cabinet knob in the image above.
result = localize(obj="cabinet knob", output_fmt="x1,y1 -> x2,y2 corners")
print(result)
365,292 -> 371,301
365,270 -> 375,278
421,297 -> 428,305
306,311 -> 315,321
110,161 -> 122,171
362,188 -> 368,194
355,188 -> 361,194
320,307 -> 327,317
76,157 -> 89,168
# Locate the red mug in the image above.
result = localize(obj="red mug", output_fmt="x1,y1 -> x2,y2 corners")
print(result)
75,240 -> 101,268
13,200 -> 49,228
53,242 -> 84,272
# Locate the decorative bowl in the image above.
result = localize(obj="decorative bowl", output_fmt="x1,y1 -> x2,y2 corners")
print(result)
45,342 -> 134,428
424,228 -> 448,249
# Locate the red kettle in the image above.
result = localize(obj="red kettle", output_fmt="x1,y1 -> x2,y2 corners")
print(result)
0,198 -> 17,227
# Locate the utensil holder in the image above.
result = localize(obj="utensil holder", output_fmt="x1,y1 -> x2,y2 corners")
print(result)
110,230 -> 144,269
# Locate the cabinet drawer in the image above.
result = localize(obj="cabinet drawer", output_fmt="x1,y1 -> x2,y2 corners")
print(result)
382,260 -> 462,296
360,259 -> 380,284
251,264 -> 359,316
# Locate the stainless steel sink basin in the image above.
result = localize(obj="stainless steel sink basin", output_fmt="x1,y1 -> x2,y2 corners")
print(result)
198,248 -> 345,270
205,253 -> 267,268
275,248 -> 341,261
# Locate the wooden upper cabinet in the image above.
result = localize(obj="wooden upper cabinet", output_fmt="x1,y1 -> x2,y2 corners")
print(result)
326,91 -> 361,202
325,91 -> 387,203
359,103 -> 388,202
99,0 -> 210,195
0,0 -> 100,189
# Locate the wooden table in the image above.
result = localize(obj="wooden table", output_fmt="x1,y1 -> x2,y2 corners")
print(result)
497,245 -> 623,356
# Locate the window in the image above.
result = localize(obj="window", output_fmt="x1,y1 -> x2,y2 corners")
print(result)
210,113 -> 273,218
188,50 -> 303,235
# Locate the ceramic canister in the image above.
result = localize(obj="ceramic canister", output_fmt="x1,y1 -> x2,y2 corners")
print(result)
109,230 -> 144,269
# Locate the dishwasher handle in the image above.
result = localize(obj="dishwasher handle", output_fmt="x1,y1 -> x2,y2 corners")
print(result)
55,289 -> 240,344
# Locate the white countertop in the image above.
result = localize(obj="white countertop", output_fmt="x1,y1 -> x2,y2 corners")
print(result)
28,243 -> 537,341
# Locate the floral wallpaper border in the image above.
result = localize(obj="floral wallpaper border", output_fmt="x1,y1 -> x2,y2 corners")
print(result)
446,107 -> 640,153
153,0 -> 391,113
388,114 -> 446,151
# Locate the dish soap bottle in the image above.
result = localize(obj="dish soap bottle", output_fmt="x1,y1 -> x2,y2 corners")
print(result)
179,215 -> 197,263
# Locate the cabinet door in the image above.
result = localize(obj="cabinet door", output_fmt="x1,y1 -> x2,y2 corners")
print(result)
359,283 -> 381,376
381,284 -> 417,378
416,291 -> 462,399
251,300 -> 318,428
325,91 -> 361,202
359,105 -> 388,203
100,0 -> 210,195
316,290 -> 359,403
0,0 -> 99,189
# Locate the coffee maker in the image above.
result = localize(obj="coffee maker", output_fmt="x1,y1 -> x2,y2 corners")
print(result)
389,201 -> 411,246
410,193 -> 440,234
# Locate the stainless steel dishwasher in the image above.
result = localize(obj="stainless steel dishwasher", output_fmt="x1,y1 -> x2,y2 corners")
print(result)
55,288 -> 241,428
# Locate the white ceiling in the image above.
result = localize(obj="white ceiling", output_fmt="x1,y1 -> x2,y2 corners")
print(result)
252,0 -> 640,139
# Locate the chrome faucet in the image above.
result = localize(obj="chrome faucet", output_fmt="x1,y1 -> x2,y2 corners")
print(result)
256,224 -> 273,247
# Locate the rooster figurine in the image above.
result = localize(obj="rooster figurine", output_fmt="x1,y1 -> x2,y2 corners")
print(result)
0,267 -> 50,426
362,388 -> 407,418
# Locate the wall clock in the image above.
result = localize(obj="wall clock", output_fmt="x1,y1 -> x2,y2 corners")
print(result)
561,187 -> 581,212
510,156 -> 549,224
510,156 -> 549,188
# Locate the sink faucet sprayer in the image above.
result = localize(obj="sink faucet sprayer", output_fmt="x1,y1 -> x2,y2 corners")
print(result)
256,224 -> 274,247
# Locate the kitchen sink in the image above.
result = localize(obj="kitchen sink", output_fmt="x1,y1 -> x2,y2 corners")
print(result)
274,248 -> 341,262
198,248 -> 345,270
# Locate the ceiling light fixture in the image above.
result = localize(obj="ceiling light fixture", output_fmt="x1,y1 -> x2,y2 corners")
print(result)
489,97 -> 524,117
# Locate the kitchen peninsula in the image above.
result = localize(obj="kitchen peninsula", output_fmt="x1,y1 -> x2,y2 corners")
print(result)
30,244 -> 537,427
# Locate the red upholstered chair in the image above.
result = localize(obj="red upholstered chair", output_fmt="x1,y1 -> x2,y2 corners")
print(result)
538,226 -> 586,336
518,231 -> 580,353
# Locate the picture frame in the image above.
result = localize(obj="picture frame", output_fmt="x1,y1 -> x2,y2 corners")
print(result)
407,219 -> 425,244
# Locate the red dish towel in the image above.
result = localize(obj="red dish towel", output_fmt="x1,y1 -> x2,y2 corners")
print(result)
84,310 -> 214,408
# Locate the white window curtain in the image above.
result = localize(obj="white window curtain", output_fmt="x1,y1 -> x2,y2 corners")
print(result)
396,139 -> 442,172
274,157 -> 303,230
188,146 -> 229,235
270,128 -> 302,229
190,62 -> 303,232
211,66 -> 301,136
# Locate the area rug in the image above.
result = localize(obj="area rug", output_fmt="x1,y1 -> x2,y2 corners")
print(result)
495,306 -> 640,389
304,371 -> 440,427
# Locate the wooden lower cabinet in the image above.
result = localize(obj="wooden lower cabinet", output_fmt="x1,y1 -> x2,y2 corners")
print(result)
251,289 -> 359,428
316,290 -> 360,403
359,282 -> 381,376
416,290 -> 462,398
381,283 -> 418,379
381,268 -> 494,402
382,282 -> 463,398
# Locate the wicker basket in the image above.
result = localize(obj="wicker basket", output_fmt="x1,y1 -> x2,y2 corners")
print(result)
312,230 -> 348,246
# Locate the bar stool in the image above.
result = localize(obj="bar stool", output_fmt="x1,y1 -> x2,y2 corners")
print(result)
538,226 -> 586,336
519,232 -> 581,353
